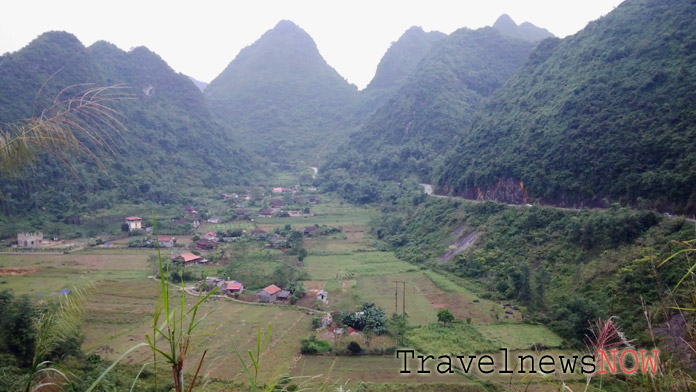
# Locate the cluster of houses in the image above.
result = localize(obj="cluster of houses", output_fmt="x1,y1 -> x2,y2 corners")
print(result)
198,277 -> 244,295
194,279 -> 329,306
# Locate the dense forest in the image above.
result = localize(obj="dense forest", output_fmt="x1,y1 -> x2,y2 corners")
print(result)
322,27 -> 536,181
0,32 -> 260,218
435,0 -> 696,214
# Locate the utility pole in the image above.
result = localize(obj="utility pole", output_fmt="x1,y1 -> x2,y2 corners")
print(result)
403,281 -> 406,315
394,281 -> 398,315
394,280 -> 406,315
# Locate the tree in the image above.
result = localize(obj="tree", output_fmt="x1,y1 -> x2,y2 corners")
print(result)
437,309 -> 454,326
347,341 -> 362,355
297,248 -> 307,262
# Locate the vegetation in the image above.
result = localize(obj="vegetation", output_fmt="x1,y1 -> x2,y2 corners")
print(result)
371,195 -> 693,347
0,31 -> 261,221
436,0 -> 696,214
204,20 -> 359,162
323,27 -> 534,182
436,308 -> 454,325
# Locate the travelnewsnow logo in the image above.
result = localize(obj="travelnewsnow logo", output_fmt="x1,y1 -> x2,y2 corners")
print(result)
396,348 -> 660,375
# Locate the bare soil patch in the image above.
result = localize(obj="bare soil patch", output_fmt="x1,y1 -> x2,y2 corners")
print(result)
0,267 -> 41,276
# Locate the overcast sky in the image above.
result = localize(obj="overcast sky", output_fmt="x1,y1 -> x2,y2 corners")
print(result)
1,0 -> 624,89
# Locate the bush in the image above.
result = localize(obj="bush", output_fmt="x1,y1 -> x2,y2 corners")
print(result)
347,341 -> 362,355
300,335 -> 331,355
311,317 -> 322,329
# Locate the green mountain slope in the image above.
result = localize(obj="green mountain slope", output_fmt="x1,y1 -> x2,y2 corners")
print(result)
0,31 -> 258,216
205,20 -> 358,163
435,0 -> 696,214
323,27 -> 535,181
358,26 -> 446,115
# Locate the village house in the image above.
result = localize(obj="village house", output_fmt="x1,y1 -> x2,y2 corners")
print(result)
196,238 -> 217,250
225,281 -> 243,295
258,209 -> 274,218
269,199 -> 284,211
277,290 -> 291,301
288,210 -> 302,217
202,232 -> 218,241
125,217 -> 142,231
17,232 -> 43,248
303,226 -> 319,236
207,216 -> 221,224
307,196 -> 320,204
272,187 -> 283,193
234,209 -> 250,216
268,234 -> 287,249
198,277 -> 224,292
174,252 -> 202,264
257,284 -> 282,302
157,236 -> 175,248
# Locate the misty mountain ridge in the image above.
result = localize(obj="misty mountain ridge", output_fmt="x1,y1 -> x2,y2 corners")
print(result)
492,14 -> 554,42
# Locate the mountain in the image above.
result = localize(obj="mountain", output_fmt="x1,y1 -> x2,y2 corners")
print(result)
205,20 -> 359,163
0,31 -> 259,216
435,0 -> 696,214
492,14 -> 554,42
323,27 -> 535,181
359,26 -> 446,113
188,76 -> 208,91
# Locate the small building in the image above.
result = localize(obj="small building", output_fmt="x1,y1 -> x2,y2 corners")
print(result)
17,232 -> 43,248
207,216 -> 221,224
257,284 -> 282,302
258,209 -> 274,218
235,209 -> 250,216
270,199 -> 284,208
303,226 -> 318,236
125,217 -> 142,231
288,210 -> 302,217
317,290 -> 328,303
202,232 -> 218,241
198,277 -> 224,292
225,281 -> 243,295
196,238 -> 218,250
268,235 -> 287,249
157,236 -> 175,248
307,196 -> 320,204
277,290 -> 291,301
175,252 -> 202,264
272,187 -> 283,193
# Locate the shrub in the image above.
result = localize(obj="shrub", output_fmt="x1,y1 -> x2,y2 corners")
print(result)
347,341 -> 362,355
300,335 -> 331,355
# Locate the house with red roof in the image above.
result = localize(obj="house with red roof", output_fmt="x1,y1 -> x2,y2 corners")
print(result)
157,236 -> 175,248
257,284 -> 282,302
174,252 -> 202,264
125,216 -> 142,231
225,281 -> 243,295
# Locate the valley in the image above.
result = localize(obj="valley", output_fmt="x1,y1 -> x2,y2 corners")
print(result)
1,0 -> 695,390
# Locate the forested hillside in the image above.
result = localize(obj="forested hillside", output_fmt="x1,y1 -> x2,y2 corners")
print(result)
0,31 -> 259,217
371,193 -> 693,347
205,20 -> 359,163
323,27 -> 535,181
358,26 -> 445,116
436,0 -> 696,214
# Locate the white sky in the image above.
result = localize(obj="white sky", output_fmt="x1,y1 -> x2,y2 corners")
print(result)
0,0 -> 624,89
